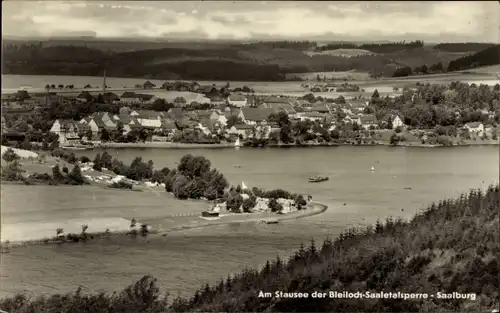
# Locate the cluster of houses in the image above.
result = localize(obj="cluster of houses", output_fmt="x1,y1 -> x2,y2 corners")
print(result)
48,93 -> 412,145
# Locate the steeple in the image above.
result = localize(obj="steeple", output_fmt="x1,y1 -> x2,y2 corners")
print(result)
102,68 -> 107,93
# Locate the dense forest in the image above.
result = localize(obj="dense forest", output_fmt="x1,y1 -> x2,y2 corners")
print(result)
433,43 -> 497,53
1,184 -> 498,313
315,40 -> 425,53
447,45 -> 500,72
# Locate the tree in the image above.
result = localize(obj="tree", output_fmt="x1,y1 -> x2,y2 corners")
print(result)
93,153 -> 102,171
85,129 -> 93,140
2,148 -> 20,162
268,198 -> 283,213
68,165 -> 85,185
52,164 -> 65,182
371,89 -> 380,99
100,152 -> 112,169
386,117 -> 393,130
226,115 -> 243,128
100,128 -> 110,141
390,133 -> 400,145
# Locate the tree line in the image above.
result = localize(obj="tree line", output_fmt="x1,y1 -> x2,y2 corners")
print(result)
433,43 -> 496,53
315,40 -> 424,53
1,184 -> 497,312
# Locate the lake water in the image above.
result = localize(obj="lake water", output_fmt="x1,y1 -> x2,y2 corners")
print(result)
2,74 -> 499,97
0,146 -> 498,299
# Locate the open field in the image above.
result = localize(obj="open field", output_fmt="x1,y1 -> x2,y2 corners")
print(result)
285,70 -> 373,81
303,49 -> 376,57
460,64 -> 500,74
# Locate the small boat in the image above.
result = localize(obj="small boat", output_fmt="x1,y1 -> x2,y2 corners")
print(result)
404,187 -> 412,190
234,138 -> 241,148
308,176 -> 329,183
370,166 -> 375,172
201,193 -> 221,218
201,210 -> 219,218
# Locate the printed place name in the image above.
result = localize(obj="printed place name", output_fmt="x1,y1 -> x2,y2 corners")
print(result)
258,291 -> 477,301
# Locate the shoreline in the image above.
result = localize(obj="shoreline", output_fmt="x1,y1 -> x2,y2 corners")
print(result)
72,141 -> 499,150
0,203 -> 327,249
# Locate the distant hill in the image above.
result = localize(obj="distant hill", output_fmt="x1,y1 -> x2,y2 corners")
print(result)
1,39 -> 489,80
447,45 -> 500,72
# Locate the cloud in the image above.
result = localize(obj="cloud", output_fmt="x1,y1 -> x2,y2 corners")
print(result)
2,1 -> 498,42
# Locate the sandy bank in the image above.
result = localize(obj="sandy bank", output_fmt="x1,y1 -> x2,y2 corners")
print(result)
158,202 -> 328,235
96,142 -> 235,149
0,203 -> 327,249
1,146 -> 39,158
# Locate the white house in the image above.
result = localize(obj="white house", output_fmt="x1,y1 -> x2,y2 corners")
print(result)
392,115 -> 404,128
463,122 -> 484,136
50,119 -> 81,145
227,124 -> 254,139
227,94 -> 247,107
344,114 -> 361,125
296,112 -> 326,122
133,110 -> 164,129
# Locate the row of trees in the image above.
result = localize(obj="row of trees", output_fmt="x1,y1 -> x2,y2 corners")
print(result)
3,184 -> 497,312
392,62 -> 445,77
315,40 -> 425,53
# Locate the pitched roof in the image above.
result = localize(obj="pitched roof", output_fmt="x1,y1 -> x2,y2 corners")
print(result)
465,122 -> 482,128
240,107 -> 275,122
167,108 -> 185,119
199,118 -> 219,129
310,103 -> 332,113
360,114 -> 377,123
199,85 -> 218,93
262,96 -> 292,105
234,123 -> 254,130
296,99 -> 311,106
262,102 -> 296,114
302,112 -> 326,118
228,94 -> 246,101
161,118 -> 177,130
194,110 -> 214,119
136,110 -> 163,119
121,91 -> 137,98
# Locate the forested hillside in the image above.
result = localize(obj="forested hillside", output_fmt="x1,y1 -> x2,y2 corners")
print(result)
1,185 -> 498,313
2,40 -> 497,80
447,45 -> 500,72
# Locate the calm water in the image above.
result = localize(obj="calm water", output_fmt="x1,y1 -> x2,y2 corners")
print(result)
1,146 -> 499,298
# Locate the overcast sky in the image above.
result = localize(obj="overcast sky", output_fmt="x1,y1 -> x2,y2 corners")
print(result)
2,1 -> 499,42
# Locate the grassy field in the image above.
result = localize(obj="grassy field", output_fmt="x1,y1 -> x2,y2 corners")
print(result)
304,49 -> 377,57
285,70 -> 373,81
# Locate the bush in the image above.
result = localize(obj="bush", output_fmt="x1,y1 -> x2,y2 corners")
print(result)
67,165 -> 86,185
79,156 -> 91,163
2,148 -> 20,162
109,181 -> 133,190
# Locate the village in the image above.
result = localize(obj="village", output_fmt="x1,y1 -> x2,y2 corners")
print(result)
1,79 -> 496,148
